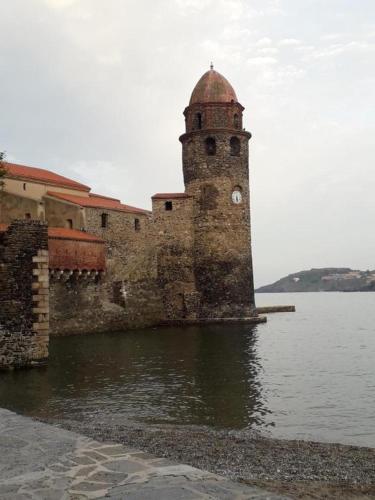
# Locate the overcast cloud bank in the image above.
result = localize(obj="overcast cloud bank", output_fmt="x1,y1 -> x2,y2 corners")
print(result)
1,0 -> 374,285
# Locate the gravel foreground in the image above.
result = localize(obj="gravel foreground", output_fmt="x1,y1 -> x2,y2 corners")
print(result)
43,417 -> 375,500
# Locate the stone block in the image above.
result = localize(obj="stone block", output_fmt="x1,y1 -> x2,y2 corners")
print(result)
32,307 -> 49,314
32,256 -> 48,263
33,322 -> 49,331
32,295 -> 49,303
38,314 -> 49,322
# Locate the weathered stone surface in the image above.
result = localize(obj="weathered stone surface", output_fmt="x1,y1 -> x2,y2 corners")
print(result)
179,86 -> 256,319
49,207 -> 165,335
0,220 -> 49,369
152,195 -> 199,320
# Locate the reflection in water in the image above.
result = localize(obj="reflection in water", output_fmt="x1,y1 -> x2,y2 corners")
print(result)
2,293 -> 375,447
0,324 -> 270,430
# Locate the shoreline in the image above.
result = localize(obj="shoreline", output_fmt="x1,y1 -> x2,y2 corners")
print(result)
0,408 -> 288,499
42,416 -> 375,499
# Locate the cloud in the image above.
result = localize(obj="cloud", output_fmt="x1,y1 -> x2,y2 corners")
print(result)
278,38 -> 300,46
255,37 -> 273,47
258,47 -> 279,55
261,64 -> 305,86
174,0 -> 212,14
1,0 -> 375,286
246,56 -> 277,66
320,33 -> 342,41
43,0 -> 78,8
295,45 -> 315,53
311,40 -> 375,59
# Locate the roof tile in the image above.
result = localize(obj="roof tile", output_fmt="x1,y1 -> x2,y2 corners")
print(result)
48,227 -> 104,243
0,224 -> 104,243
4,162 -> 90,192
47,191 -> 150,214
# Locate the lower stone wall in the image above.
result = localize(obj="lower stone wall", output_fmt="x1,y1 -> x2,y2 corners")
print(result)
152,196 -> 199,320
50,275 -> 164,335
0,220 -> 49,368
46,205 -> 165,336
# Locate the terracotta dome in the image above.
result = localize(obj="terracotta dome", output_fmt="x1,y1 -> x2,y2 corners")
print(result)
189,68 -> 238,105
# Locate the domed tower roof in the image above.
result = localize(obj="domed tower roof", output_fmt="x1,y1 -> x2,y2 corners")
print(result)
189,66 -> 238,105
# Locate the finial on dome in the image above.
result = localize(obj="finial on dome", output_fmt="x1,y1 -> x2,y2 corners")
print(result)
210,62 -> 214,70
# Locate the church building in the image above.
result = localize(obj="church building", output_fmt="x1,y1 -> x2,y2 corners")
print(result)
0,67 -> 259,335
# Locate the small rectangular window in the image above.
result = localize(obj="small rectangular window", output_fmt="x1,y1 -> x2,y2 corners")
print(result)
66,219 -> 73,229
165,201 -> 173,211
101,213 -> 108,228
134,218 -> 140,231
25,213 -> 31,219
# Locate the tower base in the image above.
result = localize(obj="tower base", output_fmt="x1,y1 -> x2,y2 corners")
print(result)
159,316 -> 267,326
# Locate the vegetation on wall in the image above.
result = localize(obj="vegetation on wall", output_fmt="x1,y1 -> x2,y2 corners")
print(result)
0,151 -> 6,189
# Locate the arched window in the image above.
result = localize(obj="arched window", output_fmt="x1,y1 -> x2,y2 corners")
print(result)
230,136 -> 241,156
233,114 -> 240,129
23,183 -> 27,191
101,213 -> 108,228
205,137 -> 216,156
134,218 -> 140,231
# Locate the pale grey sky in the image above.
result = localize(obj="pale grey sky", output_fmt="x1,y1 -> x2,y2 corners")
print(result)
1,0 -> 374,286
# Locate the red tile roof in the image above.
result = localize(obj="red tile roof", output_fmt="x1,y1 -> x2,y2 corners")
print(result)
3,162 -> 91,192
89,193 -> 121,202
48,227 -> 104,243
152,193 -> 191,199
47,191 -> 150,214
0,224 -> 104,243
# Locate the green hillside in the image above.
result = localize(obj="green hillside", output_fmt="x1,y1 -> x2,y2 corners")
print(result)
256,268 -> 375,293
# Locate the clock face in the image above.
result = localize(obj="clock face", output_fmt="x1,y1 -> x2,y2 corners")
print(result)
232,190 -> 242,204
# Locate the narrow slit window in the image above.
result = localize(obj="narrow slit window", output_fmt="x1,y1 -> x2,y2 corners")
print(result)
23,183 -> 27,191
101,213 -> 108,228
134,218 -> 140,231
194,112 -> 202,130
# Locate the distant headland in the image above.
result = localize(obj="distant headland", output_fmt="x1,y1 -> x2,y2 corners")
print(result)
256,268 -> 375,293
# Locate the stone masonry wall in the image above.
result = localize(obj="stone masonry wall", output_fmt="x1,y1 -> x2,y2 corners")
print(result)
180,101 -> 256,319
152,196 -> 199,319
0,220 -> 49,368
49,207 -> 164,335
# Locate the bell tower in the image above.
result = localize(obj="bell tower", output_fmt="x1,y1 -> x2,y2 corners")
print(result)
179,66 -> 256,318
